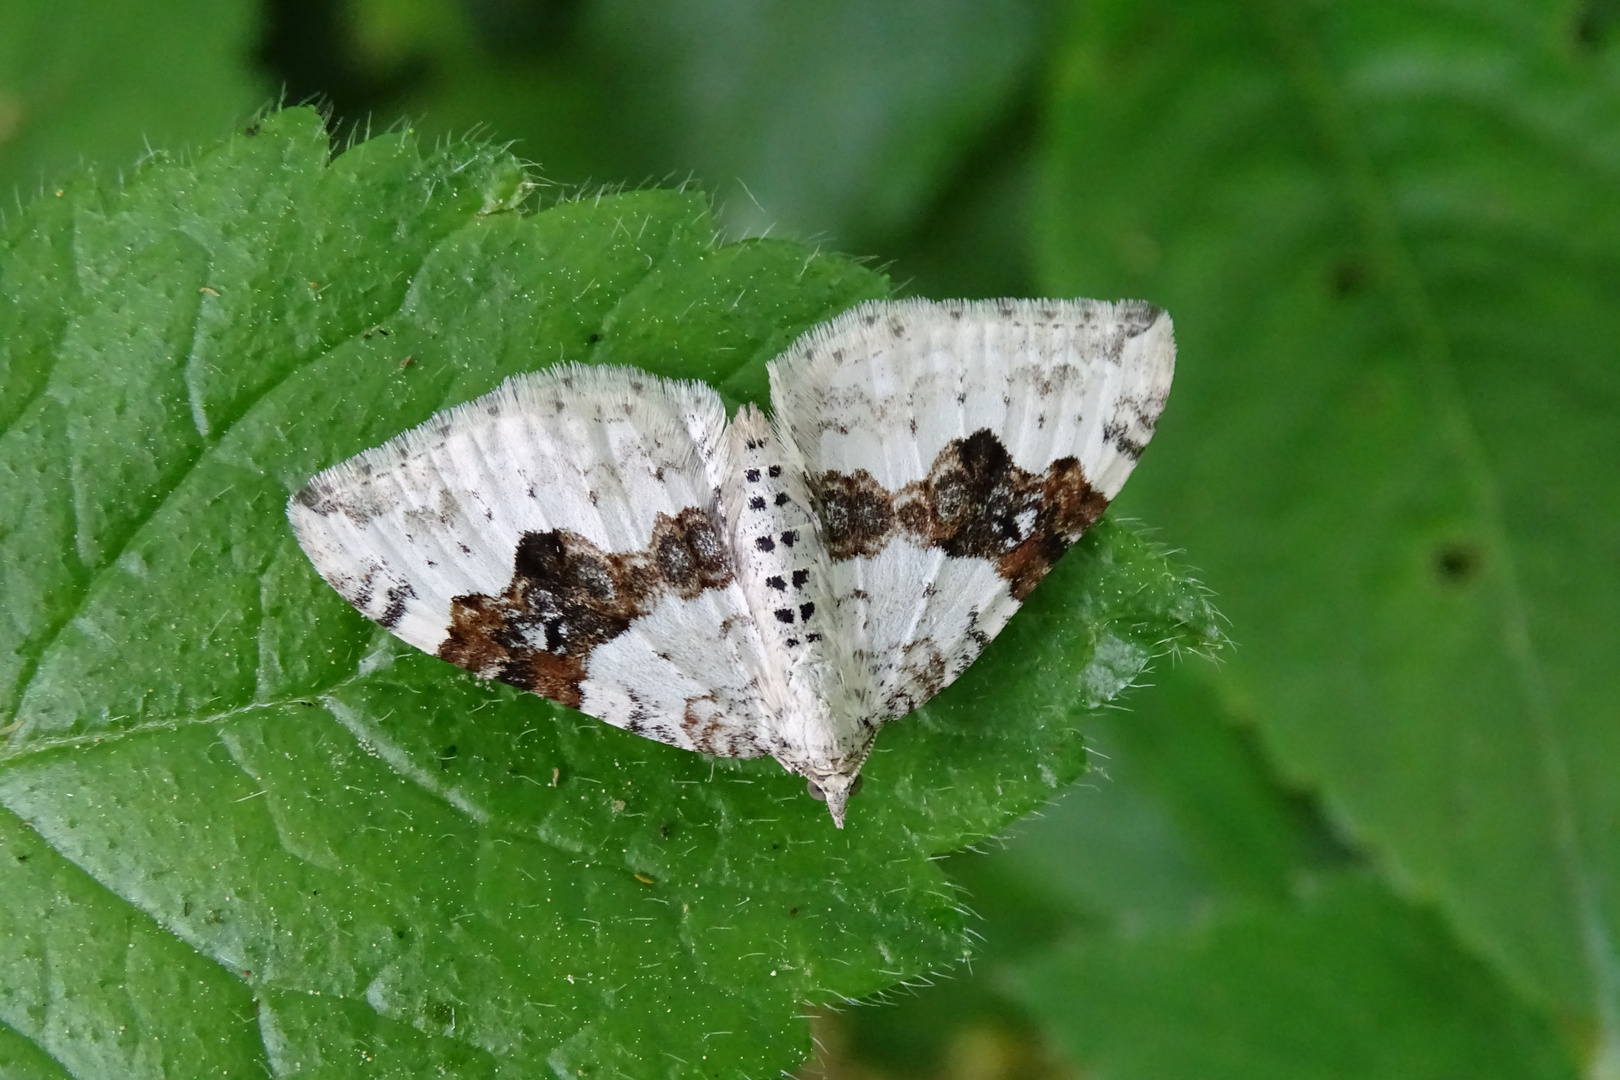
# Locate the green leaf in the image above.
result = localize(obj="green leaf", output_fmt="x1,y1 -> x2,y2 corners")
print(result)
0,810 -> 263,1078
834,656 -> 1346,1076
0,0 -> 262,193
1012,876 -> 1580,1080
966,661 -> 1347,938
850,658 -> 1574,1079
1035,0 -> 1620,1069
0,107 -> 1218,1077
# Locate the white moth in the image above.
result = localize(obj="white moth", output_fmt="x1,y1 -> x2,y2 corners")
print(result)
289,298 -> 1174,826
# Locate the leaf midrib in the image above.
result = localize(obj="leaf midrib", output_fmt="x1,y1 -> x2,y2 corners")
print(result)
1262,0 -> 1620,1045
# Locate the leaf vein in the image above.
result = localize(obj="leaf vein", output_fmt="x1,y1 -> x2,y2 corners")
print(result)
1265,0 -> 1620,1041
3,220 -> 486,730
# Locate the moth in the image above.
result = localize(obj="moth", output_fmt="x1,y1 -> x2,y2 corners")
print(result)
289,299 -> 1174,825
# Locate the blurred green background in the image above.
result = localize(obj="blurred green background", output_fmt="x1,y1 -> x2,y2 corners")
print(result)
3,1 -> 1616,1078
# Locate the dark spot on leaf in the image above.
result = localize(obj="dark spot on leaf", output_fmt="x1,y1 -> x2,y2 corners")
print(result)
1574,0 -> 1620,48
1434,541 -> 1483,585
1331,258 -> 1370,296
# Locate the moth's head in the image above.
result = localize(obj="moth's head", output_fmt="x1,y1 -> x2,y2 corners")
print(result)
803,769 -> 864,828
773,723 -> 877,827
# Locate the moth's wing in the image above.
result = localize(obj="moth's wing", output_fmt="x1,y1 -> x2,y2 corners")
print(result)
288,364 -> 775,758
769,298 -> 1174,719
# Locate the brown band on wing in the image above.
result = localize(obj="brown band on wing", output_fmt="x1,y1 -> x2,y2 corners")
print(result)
437,506 -> 732,707
815,429 -> 1109,600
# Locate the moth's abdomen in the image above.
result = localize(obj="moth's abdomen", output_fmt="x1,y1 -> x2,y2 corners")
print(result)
721,407 -> 832,661
719,406 -> 871,773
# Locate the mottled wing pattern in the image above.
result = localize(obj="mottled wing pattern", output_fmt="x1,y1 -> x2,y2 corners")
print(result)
288,364 -> 776,757
769,298 -> 1175,720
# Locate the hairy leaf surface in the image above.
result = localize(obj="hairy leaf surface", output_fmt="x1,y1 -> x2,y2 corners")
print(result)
0,107 -> 1218,1078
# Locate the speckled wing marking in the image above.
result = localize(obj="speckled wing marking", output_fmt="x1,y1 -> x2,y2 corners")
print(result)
769,298 -> 1175,720
288,364 -> 777,757
289,298 -> 1174,826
